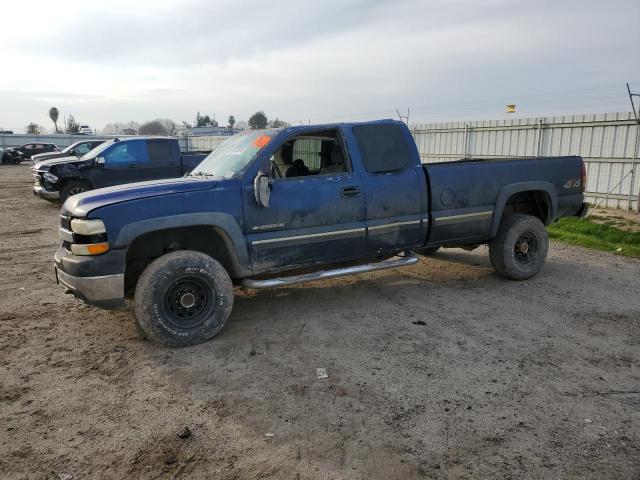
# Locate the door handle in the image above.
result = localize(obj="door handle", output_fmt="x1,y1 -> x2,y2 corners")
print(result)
128,164 -> 137,169
341,186 -> 360,198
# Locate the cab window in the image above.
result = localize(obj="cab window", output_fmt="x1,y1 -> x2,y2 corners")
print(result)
147,140 -> 173,163
75,143 -> 93,156
270,129 -> 350,179
353,124 -> 412,173
103,141 -> 149,164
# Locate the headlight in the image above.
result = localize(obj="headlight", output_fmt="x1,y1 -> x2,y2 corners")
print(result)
43,172 -> 58,183
70,219 -> 106,235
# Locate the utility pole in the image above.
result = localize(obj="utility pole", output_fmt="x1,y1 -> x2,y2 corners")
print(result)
626,83 -> 640,212
396,108 -> 410,126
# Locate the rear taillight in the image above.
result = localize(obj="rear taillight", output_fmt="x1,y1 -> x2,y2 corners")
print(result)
580,162 -> 586,192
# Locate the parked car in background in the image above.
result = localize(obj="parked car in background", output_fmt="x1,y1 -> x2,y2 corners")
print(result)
2,143 -> 59,164
33,137 -> 209,203
52,120 -> 587,347
78,125 -> 94,135
31,140 -> 106,163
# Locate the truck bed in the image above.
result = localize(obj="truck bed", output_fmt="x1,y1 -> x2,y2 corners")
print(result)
423,156 -> 584,246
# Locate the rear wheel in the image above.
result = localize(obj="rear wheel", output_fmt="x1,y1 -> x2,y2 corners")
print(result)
489,214 -> 548,280
60,180 -> 90,204
134,250 -> 234,347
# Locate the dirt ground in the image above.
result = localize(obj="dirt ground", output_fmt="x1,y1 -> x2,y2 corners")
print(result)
1,164 -> 639,480
588,207 -> 640,233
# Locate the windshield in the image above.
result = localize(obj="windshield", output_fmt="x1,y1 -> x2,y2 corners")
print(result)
189,130 -> 275,179
81,140 -> 115,160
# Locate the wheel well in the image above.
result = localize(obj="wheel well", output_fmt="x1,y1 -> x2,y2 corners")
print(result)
60,177 -> 92,190
124,226 -> 238,294
501,190 -> 550,224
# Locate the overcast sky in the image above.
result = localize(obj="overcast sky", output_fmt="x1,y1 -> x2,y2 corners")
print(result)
1,0 -> 638,132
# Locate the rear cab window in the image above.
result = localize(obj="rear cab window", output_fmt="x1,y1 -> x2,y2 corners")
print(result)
146,140 -> 174,163
353,124 -> 413,173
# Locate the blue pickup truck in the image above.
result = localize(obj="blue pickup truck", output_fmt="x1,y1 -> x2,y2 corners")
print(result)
33,137 -> 208,203
53,120 -> 586,347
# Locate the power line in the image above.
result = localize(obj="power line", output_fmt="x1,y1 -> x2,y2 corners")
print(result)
305,82 -> 639,123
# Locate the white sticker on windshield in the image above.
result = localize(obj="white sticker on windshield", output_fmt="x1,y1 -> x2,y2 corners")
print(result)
227,147 -> 248,156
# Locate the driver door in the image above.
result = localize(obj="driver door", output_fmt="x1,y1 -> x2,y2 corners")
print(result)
90,140 -> 146,187
243,129 -> 367,271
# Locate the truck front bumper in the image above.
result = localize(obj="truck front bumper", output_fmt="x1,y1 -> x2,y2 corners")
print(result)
54,246 -> 127,310
33,185 -> 60,201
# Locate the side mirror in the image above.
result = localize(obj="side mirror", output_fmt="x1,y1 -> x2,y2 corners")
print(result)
69,149 -> 75,156
253,170 -> 270,208
95,157 -> 106,166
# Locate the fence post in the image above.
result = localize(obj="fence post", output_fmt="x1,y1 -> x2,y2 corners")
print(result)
536,119 -> 543,156
463,124 -> 469,158
631,123 -> 640,212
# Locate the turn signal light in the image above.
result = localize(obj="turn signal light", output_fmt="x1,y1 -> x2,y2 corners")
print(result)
70,242 -> 110,256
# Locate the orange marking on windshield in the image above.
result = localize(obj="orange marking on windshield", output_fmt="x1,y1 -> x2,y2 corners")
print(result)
253,135 -> 271,148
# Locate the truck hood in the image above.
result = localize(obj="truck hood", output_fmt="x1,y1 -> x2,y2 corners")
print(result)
33,156 -> 81,170
63,177 -> 218,217
31,151 -> 70,163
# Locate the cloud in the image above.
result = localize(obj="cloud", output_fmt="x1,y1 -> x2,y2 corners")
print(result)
0,0 -> 638,131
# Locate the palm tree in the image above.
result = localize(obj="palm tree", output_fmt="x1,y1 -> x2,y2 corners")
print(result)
49,107 -> 60,133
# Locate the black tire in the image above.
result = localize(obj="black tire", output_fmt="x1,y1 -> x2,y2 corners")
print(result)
60,180 -> 90,204
415,246 -> 440,256
489,214 -> 548,280
134,250 -> 234,347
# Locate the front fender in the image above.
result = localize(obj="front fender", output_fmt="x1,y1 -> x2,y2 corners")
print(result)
491,182 -> 557,237
115,213 -> 251,277
53,163 -> 94,188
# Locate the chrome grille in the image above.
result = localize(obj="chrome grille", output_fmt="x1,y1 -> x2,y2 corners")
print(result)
60,214 -> 72,231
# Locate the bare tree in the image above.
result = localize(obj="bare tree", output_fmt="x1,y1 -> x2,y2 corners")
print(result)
102,121 -> 140,135
48,107 -> 60,133
268,118 -> 290,128
102,122 -> 126,135
66,115 -> 80,134
159,119 -> 177,135
139,120 -> 168,136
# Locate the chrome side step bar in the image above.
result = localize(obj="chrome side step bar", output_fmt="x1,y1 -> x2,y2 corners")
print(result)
241,252 -> 419,289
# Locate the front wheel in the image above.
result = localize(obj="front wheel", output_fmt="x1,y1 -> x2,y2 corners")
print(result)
134,250 -> 234,347
489,214 -> 549,280
60,180 -> 90,204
